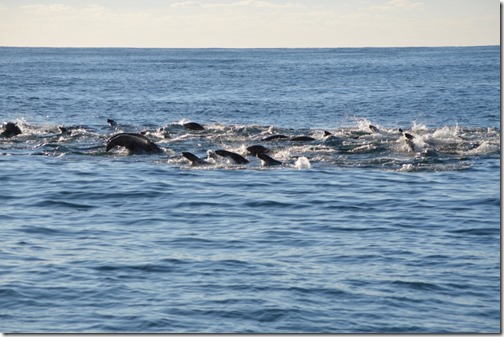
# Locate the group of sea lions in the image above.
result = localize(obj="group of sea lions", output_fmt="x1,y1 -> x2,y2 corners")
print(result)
101,119 -> 418,166
104,119 -> 294,166
181,147 -> 282,167
1,119 -> 418,167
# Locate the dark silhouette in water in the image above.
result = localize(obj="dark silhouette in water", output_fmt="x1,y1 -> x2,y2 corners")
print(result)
183,122 -> 205,131
403,133 -> 414,140
182,152 -> 209,166
403,132 -> 415,152
369,125 -> 379,133
106,133 -> 162,154
214,149 -> 250,164
290,136 -> 315,142
246,145 -> 270,156
58,126 -> 72,135
257,153 -> 282,166
263,134 -> 314,142
262,134 -> 289,141
1,122 -> 22,138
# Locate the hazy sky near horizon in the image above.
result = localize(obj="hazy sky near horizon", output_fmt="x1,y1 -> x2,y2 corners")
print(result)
0,0 -> 499,48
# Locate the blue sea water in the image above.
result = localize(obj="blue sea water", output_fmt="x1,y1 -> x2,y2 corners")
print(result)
0,46 -> 500,333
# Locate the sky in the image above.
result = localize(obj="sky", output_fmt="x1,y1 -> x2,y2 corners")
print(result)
0,0 -> 499,48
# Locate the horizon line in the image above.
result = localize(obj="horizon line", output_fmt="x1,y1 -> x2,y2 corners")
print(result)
0,44 -> 498,49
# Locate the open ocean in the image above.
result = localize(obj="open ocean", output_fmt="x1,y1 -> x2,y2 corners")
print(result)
0,46 -> 500,333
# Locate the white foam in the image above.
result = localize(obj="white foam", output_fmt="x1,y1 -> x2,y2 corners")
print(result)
295,156 -> 311,170
466,141 -> 499,155
412,121 -> 428,132
431,126 -> 460,140
275,148 -> 292,160
350,144 -> 377,153
399,164 -> 415,172
356,118 -> 373,132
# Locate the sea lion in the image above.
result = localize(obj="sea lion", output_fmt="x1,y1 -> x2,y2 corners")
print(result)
257,153 -> 282,166
403,132 -> 415,152
106,133 -> 162,154
1,122 -> 22,138
246,145 -> 269,156
183,122 -> 205,131
369,125 -> 379,133
262,135 -> 288,141
290,136 -> 315,142
214,149 -> 250,164
58,126 -> 72,135
182,152 -> 209,166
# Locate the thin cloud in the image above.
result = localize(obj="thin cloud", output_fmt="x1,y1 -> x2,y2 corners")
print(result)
0,0 -> 496,48
171,0 -> 303,9
170,1 -> 203,8
20,3 -> 74,13
365,0 -> 423,12
214,0 -> 303,8
389,0 -> 423,9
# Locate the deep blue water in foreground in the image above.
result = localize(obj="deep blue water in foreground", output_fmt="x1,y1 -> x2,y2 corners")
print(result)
0,46 -> 500,333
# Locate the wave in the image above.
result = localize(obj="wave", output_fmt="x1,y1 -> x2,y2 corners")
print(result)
0,118 -> 499,172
